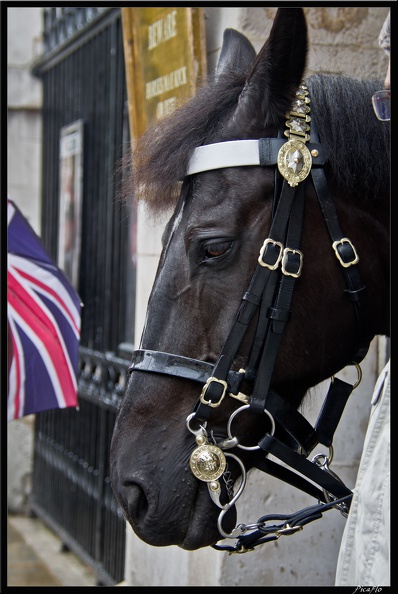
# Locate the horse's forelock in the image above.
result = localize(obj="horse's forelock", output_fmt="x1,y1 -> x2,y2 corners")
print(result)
130,71 -> 246,215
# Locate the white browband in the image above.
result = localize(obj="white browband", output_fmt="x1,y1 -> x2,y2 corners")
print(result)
187,140 -> 261,176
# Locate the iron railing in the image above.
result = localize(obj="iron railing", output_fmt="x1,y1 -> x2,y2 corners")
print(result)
32,348 -> 129,585
42,7 -> 111,54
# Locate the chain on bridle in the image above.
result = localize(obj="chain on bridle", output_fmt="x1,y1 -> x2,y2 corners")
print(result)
128,83 -> 369,553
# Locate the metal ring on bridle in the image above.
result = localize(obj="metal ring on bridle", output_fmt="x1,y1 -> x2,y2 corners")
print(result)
227,404 -> 275,451
311,445 -> 334,468
331,362 -> 362,390
351,363 -> 363,389
186,412 -> 207,437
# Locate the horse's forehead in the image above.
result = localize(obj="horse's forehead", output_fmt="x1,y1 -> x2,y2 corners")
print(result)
183,167 -> 273,224
163,177 -> 271,254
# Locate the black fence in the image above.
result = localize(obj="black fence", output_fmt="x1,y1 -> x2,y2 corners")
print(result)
30,7 -> 135,585
31,348 -> 129,585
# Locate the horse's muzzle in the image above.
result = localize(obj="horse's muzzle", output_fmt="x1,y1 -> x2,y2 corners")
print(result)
110,462 -> 236,549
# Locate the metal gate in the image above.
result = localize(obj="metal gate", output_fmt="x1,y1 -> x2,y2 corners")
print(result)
32,349 -> 128,585
30,7 -> 135,585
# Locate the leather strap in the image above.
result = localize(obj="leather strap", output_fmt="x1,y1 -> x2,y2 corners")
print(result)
258,433 -> 352,499
129,349 -> 243,394
186,138 -> 328,176
249,181 -> 305,414
212,495 -> 352,552
310,118 -> 370,363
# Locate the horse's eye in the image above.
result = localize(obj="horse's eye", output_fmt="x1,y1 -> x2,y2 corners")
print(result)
204,241 -> 232,259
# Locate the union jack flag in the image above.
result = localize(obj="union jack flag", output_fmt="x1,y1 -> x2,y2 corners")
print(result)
7,198 -> 82,420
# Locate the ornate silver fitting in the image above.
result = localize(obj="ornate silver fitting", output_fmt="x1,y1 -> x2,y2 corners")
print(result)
278,82 -> 312,187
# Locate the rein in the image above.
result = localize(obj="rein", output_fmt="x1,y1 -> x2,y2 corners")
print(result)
128,83 -> 369,552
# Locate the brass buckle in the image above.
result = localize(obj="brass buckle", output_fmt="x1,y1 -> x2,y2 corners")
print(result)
281,247 -> 303,277
229,545 -> 255,555
228,368 -> 250,404
229,391 -> 250,404
332,238 -> 359,268
258,238 -> 284,269
200,377 -> 227,407
276,523 -> 303,536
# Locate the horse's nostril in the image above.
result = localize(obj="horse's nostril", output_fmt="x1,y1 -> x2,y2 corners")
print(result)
123,482 -> 149,523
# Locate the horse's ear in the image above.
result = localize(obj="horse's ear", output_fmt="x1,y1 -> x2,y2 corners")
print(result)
233,8 -> 308,130
215,29 -> 256,78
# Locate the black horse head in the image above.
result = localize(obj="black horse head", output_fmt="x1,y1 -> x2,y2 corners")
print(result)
110,8 -> 389,551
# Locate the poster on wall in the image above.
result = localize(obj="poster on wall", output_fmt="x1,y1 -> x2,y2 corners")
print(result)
58,120 -> 84,289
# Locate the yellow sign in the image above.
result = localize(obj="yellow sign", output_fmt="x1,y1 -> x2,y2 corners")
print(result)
122,7 -> 207,142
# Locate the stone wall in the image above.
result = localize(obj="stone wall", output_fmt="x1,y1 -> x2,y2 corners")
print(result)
7,6 -> 43,514
239,6 -> 389,77
7,7 -> 43,234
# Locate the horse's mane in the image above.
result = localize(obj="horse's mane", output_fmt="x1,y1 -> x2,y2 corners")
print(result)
124,71 -> 389,216
307,74 -> 390,203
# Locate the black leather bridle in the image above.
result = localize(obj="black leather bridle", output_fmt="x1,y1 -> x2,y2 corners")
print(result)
127,83 -> 369,552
